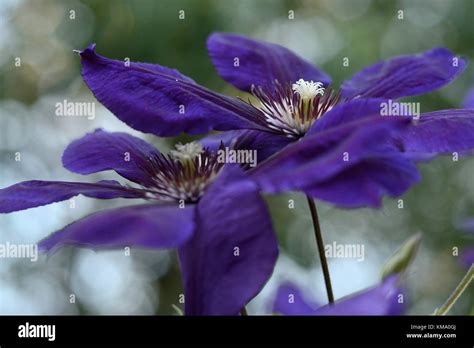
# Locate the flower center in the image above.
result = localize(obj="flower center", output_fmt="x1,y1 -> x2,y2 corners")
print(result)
292,79 -> 325,100
245,79 -> 341,138
143,142 -> 223,203
170,142 -> 204,162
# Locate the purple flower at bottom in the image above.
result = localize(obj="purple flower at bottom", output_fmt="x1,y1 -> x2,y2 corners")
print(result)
77,33 -> 474,208
0,129 -> 278,315
273,276 -> 404,316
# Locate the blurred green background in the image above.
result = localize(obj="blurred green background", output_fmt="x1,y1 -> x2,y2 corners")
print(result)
0,0 -> 473,315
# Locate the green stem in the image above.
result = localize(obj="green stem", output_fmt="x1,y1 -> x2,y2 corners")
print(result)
435,265 -> 473,315
306,196 -> 334,304
240,307 -> 248,316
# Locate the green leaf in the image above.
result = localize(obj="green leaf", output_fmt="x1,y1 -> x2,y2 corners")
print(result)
381,233 -> 422,280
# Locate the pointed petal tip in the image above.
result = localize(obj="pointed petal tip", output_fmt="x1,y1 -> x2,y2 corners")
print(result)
0,180 -> 143,213
77,42 -> 253,136
79,43 -> 97,58
342,47 -> 467,99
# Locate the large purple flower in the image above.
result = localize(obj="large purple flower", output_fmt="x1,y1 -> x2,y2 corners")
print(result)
78,33 -> 474,208
0,129 -> 278,315
273,276 -> 405,316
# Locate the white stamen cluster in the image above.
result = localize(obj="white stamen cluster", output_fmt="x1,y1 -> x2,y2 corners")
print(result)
248,79 -> 339,138
170,142 -> 204,162
259,98 -> 309,135
292,79 -> 325,99
145,142 -> 223,202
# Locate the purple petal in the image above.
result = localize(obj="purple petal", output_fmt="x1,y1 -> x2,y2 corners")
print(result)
178,166 -> 278,315
313,276 -> 405,316
273,283 -> 320,315
39,204 -> 195,252
0,180 -> 143,213
251,117 -> 420,208
463,87 -> 474,108
200,129 -> 292,163
308,98 -> 388,135
63,129 -> 159,185
252,116 -> 405,186
400,109 -> 474,157
341,48 -> 466,99
80,44 -> 260,136
303,155 -> 420,208
274,277 -> 404,316
207,32 -> 331,92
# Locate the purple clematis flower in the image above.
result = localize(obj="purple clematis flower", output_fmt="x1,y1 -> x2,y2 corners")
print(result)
0,129 -> 278,315
273,276 -> 405,316
77,33 -> 474,208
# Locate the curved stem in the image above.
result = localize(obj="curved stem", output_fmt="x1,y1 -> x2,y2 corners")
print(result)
240,307 -> 248,316
435,265 -> 473,315
306,196 -> 334,304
